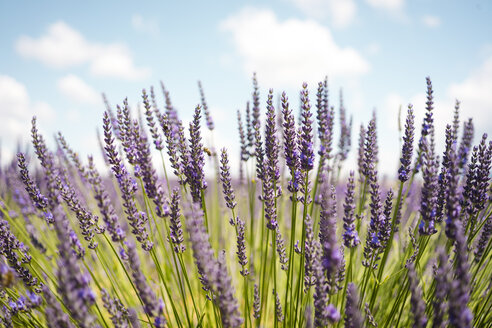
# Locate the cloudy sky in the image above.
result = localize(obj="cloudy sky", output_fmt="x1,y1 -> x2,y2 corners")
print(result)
1,0 -> 491,176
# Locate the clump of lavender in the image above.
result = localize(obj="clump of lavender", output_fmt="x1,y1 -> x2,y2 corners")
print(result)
169,188 -> 185,253
342,171 -> 360,248
398,105 -> 415,182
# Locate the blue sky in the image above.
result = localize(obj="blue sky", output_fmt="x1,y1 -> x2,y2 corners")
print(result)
1,0 -> 491,176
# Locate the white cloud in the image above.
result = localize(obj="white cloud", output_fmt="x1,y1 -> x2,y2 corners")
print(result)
366,43 -> 381,55
448,56 -> 492,134
365,0 -> 404,12
15,21 -> 150,80
220,8 -> 370,88
0,75 -> 55,143
131,14 -> 160,36
290,0 -> 356,28
58,74 -> 100,104
422,15 -> 441,28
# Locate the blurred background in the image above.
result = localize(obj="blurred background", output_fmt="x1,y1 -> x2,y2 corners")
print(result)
0,0 -> 491,177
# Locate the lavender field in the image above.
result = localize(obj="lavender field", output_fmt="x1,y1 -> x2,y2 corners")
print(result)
0,74 -> 491,328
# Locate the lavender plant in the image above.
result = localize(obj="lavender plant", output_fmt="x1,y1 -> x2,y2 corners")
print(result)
0,76 -> 490,328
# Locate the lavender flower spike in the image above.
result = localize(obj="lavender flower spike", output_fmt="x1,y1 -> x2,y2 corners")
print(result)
198,80 -> 214,131
300,82 -> 314,172
408,262 -> 428,328
319,184 -> 341,277
398,104 -> 415,182
87,155 -> 125,242
187,105 -> 207,203
345,283 -> 363,328
17,153 -> 51,223
236,218 -> 249,276
215,251 -> 244,328
169,188 -> 185,253
219,148 -> 237,210
281,91 -> 300,193
313,240 -> 340,327
342,171 -> 360,248
125,240 -> 162,319
448,226 -> 473,327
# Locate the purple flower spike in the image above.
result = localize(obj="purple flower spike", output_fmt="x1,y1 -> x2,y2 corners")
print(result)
265,89 -> 280,184
281,91 -> 300,193
345,283 -> 363,328
319,184 -> 341,277
398,105 -> 415,182
449,226 -> 473,327
142,88 -> 164,151
237,110 -> 249,162
17,153 -> 50,221
198,81 -> 214,131
419,134 -> 439,236
342,171 -> 360,248
169,188 -> 185,253
187,105 -> 207,203
299,83 -> 314,172
219,148 -> 237,210
457,118 -> 474,170
337,89 -> 351,162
